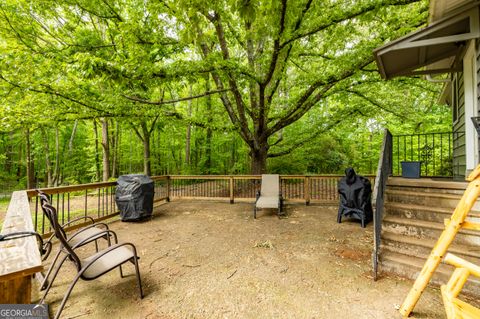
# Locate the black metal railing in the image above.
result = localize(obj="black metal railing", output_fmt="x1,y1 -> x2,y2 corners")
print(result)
373,129 -> 392,281
392,132 -> 454,177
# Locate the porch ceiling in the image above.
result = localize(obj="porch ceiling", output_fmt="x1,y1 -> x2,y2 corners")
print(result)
374,2 -> 480,80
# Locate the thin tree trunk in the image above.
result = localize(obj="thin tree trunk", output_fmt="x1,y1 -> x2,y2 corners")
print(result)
205,78 -> 212,173
68,120 -> 78,154
52,126 -> 60,186
93,120 -> 101,181
137,122 -> 151,176
40,127 -> 53,187
4,132 -> 13,173
112,121 -> 119,177
25,128 -> 35,189
185,85 -> 193,166
17,136 -> 23,179
101,118 -> 110,181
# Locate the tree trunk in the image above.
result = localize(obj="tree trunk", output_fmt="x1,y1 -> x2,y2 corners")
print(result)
4,132 -> 13,173
52,126 -> 60,186
141,122 -> 151,176
185,85 -> 193,166
112,121 -> 119,177
250,144 -> 268,175
25,128 -> 35,189
68,120 -> 78,154
40,127 -> 53,187
93,120 -> 101,181
205,78 -> 212,173
101,118 -> 110,181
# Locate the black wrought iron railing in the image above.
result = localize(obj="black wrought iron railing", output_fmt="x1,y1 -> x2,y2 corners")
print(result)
392,132 -> 454,177
372,129 -> 392,281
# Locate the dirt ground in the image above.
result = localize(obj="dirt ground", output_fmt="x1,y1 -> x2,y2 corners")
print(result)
34,200 -> 471,319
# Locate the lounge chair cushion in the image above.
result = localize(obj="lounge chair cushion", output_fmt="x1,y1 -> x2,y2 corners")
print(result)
82,245 -> 134,279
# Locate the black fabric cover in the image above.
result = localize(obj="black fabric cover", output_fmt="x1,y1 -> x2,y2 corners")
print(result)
337,168 -> 373,227
115,174 -> 154,221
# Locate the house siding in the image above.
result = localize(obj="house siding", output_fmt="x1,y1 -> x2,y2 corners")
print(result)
453,71 -> 466,180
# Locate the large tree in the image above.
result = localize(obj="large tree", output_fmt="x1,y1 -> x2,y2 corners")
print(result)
150,0 -> 428,173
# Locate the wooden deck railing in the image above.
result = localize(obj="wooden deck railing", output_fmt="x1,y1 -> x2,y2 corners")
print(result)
159,175 -> 375,205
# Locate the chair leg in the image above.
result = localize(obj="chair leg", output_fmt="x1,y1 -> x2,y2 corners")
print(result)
53,273 -> 82,319
133,257 -> 144,299
40,249 -> 63,290
361,216 -> 366,228
254,207 -> 257,219
41,254 -> 69,301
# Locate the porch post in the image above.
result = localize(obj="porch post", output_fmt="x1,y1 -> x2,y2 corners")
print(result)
463,40 -> 478,176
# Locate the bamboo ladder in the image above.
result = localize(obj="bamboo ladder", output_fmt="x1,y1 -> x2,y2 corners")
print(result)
400,165 -> 480,317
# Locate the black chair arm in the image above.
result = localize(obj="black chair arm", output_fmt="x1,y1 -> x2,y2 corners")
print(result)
61,216 -> 96,228
0,231 -> 48,256
70,229 -> 118,250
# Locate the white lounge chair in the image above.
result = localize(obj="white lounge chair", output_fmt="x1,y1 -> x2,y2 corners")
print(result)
254,174 -> 284,218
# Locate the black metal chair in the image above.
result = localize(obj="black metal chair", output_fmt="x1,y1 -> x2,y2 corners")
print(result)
36,190 -> 117,291
39,202 -> 144,319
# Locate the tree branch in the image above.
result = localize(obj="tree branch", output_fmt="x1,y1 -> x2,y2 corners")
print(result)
269,109 -> 358,158
346,89 -> 410,119
122,89 -> 229,105
280,0 -> 421,49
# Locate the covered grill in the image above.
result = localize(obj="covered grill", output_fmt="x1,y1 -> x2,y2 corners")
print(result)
337,168 -> 373,228
115,174 -> 154,221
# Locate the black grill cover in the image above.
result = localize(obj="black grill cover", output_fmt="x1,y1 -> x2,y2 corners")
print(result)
115,174 -> 154,221
337,168 -> 373,227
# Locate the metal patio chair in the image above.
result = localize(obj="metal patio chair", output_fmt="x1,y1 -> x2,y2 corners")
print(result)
254,174 -> 284,218
36,190 -> 118,291
39,202 -> 144,319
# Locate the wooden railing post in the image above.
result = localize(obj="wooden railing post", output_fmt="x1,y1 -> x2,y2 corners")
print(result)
166,176 -> 171,202
304,176 -> 310,206
229,176 -> 234,204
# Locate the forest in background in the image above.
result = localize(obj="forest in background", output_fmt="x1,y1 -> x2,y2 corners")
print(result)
0,0 -> 451,193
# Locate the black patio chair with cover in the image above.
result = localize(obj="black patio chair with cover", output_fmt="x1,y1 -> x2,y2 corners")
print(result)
337,168 -> 373,228
36,190 -> 118,291
39,202 -> 144,319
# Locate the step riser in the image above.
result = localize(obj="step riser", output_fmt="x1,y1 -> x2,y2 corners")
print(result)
385,193 -> 470,210
382,222 -> 480,246
386,185 -> 466,195
384,206 -> 480,223
380,240 -> 480,266
379,259 -> 480,297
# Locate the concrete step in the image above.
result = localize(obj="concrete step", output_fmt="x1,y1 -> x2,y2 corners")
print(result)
384,202 -> 480,223
387,177 -> 468,194
384,189 -> 480,211
382,216 -> 480,246
381,232 -> 480,266
379,250 -> 480,297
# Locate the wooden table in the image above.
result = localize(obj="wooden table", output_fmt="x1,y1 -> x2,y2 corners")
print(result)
0,191 -> 43,303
